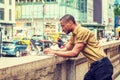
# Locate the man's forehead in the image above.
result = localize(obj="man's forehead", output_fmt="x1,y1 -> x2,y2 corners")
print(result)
60,19 -> 69,24
60,20 -> 65,24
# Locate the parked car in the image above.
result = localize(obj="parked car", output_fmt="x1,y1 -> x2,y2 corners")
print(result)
31,35 -> 52,51
31,34 -> 47,41
12,37 -> 31,45
29,39 -> 52,51
35,40 -> 52,51
2,40 -> 28,57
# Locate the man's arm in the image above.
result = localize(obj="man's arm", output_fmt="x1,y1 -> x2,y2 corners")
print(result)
44,42 -> 85,57
55,42 -> 74,52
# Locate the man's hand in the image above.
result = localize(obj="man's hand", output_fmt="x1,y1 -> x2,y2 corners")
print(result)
43,48 -> 55,54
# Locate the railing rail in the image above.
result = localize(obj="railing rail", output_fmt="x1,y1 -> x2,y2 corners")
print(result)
0,41 -> 120,80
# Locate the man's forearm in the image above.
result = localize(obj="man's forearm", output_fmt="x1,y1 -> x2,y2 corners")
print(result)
54,50 -> 78,57
56,47 -> 67,52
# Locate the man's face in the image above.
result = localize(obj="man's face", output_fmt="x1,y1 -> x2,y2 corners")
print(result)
60,20 -> 72,34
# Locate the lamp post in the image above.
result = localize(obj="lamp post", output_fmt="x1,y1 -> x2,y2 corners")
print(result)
0,25 -> 2,57
42,2 -> 45,52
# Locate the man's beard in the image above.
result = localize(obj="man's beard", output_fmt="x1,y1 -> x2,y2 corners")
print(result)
66,29 -> 72,34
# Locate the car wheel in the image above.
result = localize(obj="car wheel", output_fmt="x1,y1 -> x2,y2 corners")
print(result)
16,51 -> 21,57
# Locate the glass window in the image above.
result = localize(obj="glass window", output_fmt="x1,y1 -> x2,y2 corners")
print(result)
3,42 -> 14,46
0,0 -> 4,3
28,0 -> 33,2
9,9 -> 12,21
9,0 -> 12,5
46,0 -> 56,2
0,8 -> 4,20
46,0 -> 50,1
26,23 -> 32,26
78,0 -> 87,13
51,0 -> 55,1
19,0 -> 26,3
80,2 -> 84,12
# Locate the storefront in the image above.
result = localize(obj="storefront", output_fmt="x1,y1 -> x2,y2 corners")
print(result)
82,23 -> 105,40
0,23 -> 14,40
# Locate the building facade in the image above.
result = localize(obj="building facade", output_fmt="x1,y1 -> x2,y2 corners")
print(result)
94,0 -> 114,32
103,0 -> 114,32
15,0 -> 91,37
93,0 -> 114,38
87,0 -> 93,23
15,0 -> 107,39
0,0 -> 15,38
93,0 -> 102,24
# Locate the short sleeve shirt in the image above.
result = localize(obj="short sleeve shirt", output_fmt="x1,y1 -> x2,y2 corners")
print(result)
69,24 -> 107,63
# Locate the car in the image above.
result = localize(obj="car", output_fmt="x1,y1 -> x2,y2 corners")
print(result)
31,35 -> 47,41
30,39 -> 52,51
2,40 -> 28,57
31,35 -> 42,40
12,37 -> 31,45
30,34 -> 53,51
36,40 -> 52,51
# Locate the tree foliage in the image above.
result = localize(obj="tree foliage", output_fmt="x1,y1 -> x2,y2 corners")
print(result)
114,5 -> 120,16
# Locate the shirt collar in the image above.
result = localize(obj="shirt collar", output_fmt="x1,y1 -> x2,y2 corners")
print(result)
72,24 -> 81,35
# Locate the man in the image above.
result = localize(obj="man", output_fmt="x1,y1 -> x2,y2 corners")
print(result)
43,14 -> 113,80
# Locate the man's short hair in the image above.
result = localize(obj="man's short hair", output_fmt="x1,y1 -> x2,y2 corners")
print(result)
60,14 -> 76,24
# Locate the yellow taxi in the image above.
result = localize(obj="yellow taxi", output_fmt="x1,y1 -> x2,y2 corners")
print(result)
12,37 -> 31,45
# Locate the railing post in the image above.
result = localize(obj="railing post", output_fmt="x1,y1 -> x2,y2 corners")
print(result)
66,60 -> 76,80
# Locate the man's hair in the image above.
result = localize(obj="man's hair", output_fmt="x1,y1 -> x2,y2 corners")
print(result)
60,14 -> 76,24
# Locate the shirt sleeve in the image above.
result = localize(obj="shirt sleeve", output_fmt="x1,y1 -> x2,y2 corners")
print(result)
75,29 -> 91,44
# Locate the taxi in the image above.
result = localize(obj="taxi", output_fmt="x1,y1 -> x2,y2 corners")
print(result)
12,37 -> 31,45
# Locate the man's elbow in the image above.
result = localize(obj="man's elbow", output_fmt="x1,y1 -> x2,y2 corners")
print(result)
72,52 -> 79,57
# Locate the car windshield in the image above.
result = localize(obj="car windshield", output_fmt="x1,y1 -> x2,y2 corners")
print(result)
3,42 -> 14,46
31,35 -> 43,40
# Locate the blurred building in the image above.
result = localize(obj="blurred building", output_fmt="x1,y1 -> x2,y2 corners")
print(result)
93,0 -> 114,38
94,0 -> 114,32
93,0 -> 102,24
0,0 -> 15,38
15,0 -> 95,36
15,0 -> 108,39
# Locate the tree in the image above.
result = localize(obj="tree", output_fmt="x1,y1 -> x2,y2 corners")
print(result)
114,5 -> 120,16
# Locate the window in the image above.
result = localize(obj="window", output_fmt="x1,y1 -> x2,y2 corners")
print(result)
0,8 -> 4,20
78,0 -> 87,13
9,9 -> 12,21
0,0 -> 4,3
46,0 -> 56,2
46,0 -> 50,1
17,30 -> 23,33
9,0 -> 12,5
26,23 -> 32,26
19,0 -> 26,3
51,0 -> 55,1
80,2 -> 84,12
27,0 -> 33,2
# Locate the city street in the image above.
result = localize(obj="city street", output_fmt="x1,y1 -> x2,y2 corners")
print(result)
0,0 -> 120,80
